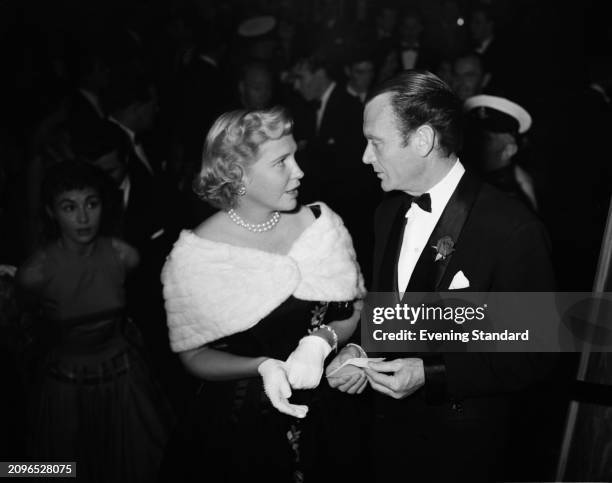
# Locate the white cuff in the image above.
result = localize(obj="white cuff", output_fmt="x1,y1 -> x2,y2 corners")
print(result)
345,343 -> 367,358
299,335 -> 333,359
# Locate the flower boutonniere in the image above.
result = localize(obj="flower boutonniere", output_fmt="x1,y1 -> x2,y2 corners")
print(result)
432,236 -> 455,262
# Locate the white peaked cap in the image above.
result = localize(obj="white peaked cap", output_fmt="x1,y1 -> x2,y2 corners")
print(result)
464,94 -> 532,134
238,15 -> 277,38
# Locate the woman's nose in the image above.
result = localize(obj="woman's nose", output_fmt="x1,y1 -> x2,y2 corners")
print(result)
77,207 -> 89,224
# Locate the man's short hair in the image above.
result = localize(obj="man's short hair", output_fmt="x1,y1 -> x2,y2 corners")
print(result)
344,44 -> 375,68
294,51 -> 337,80
471,4 -> 495,23
193,106 -> 293,210
367,70 -> 463,156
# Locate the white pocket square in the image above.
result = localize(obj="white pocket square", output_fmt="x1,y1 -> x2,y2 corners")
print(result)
449,270 -> 470,290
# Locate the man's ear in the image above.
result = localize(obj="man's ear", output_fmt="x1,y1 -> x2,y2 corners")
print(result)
501,139 -> 518,163
482,72 -> 492,88
414,125 -> 435,156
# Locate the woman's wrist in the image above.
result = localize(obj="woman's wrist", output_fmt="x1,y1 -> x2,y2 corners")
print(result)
254,356 -> 270,368
309,324 -> 338,351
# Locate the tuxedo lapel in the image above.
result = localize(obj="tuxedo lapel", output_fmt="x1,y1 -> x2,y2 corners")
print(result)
431,172 -> 482,289
404,171 -> 482,294
318,84 -> 339,140
376,197 -> 408,296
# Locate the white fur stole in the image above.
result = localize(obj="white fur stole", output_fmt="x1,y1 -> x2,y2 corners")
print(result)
161,203 -> 365,352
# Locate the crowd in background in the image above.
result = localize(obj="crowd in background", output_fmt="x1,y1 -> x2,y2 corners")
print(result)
0,0 -> 609,480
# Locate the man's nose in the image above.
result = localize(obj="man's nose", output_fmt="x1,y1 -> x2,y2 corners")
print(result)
362,142 -> 374,164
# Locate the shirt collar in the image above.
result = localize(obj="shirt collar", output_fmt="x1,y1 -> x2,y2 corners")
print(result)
407,159 -> 465,216
108,116 -> 136,144
319,81 -> 336,114
590,83 -> 611,104
476,36 -> 494,54
78,88 -> 104,117
199,54 -> 218,68
346,84 -> 366,102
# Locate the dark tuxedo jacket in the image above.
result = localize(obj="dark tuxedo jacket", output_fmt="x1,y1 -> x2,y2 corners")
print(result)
112,132 -> 184,265
293,83 -> 365,199
293,84 -> 380,281
66,90 -> 105,137
368,170 -> 558,482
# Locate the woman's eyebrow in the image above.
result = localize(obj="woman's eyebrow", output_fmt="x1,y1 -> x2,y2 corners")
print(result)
270,152 -> 291,163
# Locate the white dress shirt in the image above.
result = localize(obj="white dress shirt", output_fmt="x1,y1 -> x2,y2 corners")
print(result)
198,54 -> 218,68
475,36 -> 493,55
119,175 -> 131,209
400,43 -> 420,70
317,82 -> 336,133
397,160 -> 465,293
346,84 -> 366,103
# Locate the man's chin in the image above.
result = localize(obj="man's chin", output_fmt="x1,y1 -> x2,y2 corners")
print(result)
380,180 -> 393,192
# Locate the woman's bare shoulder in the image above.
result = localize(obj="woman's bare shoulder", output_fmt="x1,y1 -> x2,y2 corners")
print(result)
192,211 -> 236,244
16,249 -> 48,291
292,204 -> 316,229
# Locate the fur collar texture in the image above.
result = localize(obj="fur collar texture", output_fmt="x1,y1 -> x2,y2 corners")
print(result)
162,203 -> 365,352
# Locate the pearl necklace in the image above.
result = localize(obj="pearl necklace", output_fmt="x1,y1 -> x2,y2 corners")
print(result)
227,209 -> 281,233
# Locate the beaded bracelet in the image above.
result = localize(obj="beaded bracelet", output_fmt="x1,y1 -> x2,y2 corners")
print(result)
309,324 -> 338,352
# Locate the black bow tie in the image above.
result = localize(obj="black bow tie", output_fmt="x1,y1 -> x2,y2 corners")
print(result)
403,192 -> 432,213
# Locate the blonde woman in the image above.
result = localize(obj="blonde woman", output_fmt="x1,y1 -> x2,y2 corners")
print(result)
160,107 -> 366,482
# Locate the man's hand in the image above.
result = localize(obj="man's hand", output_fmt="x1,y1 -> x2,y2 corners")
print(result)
365,358 -> 425,399
325,345 -> 367,394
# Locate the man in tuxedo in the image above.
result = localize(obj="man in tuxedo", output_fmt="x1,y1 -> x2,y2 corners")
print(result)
107,77 -> 169,249
236,61 -> 274,110
463,94 -> 538,211
291,52 -> 379,281
328,70 -> 557,481
469,5 -> 504,88
396,9 -> 435,72
343,47 -> 375,104
451,52 -> 491,102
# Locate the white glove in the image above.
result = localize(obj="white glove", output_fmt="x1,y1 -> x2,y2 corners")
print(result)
257,358 -> 309,418
285,335 -> 332,389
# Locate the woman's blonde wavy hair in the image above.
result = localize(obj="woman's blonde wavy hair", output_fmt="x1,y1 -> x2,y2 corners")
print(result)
193,106 -> 293,210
